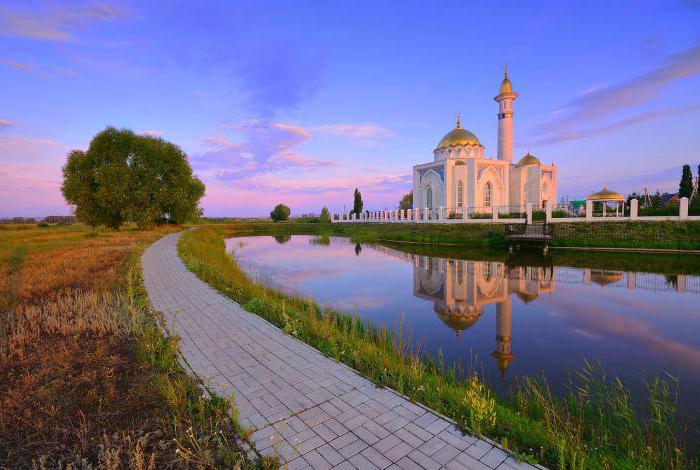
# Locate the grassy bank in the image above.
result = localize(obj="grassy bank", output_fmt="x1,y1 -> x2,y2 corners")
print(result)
202,219 -> 700,251
179,226 -> 698,469
0,225 -> 267,468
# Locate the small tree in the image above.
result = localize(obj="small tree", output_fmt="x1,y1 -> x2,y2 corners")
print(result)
626,191 -> 640,207
352,188 -> 363,216
319,207 -> 331,223
679,164 -> 693,199
270,204 -> 290,222
399,192 -> 413,210
651,190 -> 663,208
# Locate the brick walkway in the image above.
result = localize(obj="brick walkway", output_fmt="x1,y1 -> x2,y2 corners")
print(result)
142,232 -> 539,470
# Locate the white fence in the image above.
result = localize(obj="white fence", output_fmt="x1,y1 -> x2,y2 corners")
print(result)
332,198 -> 700,224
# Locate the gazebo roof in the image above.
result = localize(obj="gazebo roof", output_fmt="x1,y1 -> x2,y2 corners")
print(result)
587,187 -> 625,201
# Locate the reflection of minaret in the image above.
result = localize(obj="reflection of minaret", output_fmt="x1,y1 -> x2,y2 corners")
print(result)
492,297 -> 515,378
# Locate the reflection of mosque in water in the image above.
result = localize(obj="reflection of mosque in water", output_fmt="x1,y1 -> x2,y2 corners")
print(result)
411,255 -> 555,377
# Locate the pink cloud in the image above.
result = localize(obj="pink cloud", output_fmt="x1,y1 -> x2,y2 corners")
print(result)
0,3 -> 126,42
530,42 -> 700,146
193,120 -> 338,182
139,129 -> 163,136
313,123 -> 392,138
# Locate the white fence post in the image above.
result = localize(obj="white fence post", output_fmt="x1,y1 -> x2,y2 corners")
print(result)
680,197 -> 689,219
526,203 -> 533,225
424,207 -> 429,222
438,207 -> 444,222
631,199 -> 638,220
585,200 -> 593,220
462,206 -> 468,222
545,203 -> 552,223
492,206 -> 499,222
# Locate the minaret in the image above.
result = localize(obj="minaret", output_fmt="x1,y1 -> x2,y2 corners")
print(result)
494,66 -> 518,162
492,296 -> 515,379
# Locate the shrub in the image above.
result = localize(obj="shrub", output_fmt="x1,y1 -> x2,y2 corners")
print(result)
269,204 -> 291,222
320,207 -> 331,223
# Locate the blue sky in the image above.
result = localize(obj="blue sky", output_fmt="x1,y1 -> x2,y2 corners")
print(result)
1,0 -> 699,217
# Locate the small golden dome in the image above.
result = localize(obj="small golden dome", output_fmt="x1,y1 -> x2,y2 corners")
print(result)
499,65 -> 513,94
436,114 -> 480,149
590,270 -> 624,286
516,152 -> 541,167
586,187 -> 625,201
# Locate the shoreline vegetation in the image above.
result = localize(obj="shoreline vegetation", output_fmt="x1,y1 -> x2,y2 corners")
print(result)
179,224 -> 699,469
0,225 -> 268,468
199,219 -> 700,251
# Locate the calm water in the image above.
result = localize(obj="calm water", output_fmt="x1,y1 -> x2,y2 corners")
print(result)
227,235 -> 700,412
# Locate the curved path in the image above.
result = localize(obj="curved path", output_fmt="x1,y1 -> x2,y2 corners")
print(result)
142,232 -> 538,470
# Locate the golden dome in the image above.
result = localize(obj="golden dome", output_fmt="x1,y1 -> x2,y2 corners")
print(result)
586,187 -> 624,201
436,114 -> 481,149
516,152 -> 541,167
590,270 -> 624,286
434,301 -> 483,336
499,65 -> 513,94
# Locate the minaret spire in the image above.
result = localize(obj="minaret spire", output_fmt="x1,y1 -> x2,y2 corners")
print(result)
495,66 -> 518,162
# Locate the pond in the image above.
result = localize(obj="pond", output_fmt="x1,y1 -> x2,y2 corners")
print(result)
226,235 -> 700,413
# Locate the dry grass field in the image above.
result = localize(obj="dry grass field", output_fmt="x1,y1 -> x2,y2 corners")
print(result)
0,224 -> 263,469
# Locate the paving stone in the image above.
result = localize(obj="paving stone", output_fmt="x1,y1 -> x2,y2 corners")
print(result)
481,446 -> 509,467
450,451 -> 493,470
141,232 -> 540,469
465,440 -> 493,460
407,449 -> 441,470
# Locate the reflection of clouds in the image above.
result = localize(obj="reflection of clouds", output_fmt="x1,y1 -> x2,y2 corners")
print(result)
556,296 -> 700,374
332,295 -> 391,312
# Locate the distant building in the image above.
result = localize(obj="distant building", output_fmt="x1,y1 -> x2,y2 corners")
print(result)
412,68 -> 558,214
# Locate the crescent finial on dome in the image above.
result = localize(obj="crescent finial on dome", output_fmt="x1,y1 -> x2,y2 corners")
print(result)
456,112 -> 461,129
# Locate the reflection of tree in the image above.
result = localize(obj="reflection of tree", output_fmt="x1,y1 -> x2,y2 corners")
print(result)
355,244 -> 362,256
665,274 -> 678,288
310,235 -> 330,246
274,235 -> 291,244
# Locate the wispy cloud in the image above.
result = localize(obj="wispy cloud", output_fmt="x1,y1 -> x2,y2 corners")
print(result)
0,59 -> 44,75
193,120 -> 338,182
0,2 -> 125,42
530,104 -> 700,146
1,59 -> 78,77
0,119 -> 16,130
313,123 -> 392,138
530,42 -> 700,146
138,129 -> 163,137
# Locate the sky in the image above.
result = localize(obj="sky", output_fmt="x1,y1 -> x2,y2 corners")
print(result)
1,0 -> 700,217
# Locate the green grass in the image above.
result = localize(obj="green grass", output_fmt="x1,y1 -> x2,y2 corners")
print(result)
196,219 -> 700,251
0,225 -> 268,468
178,226 -> 698,469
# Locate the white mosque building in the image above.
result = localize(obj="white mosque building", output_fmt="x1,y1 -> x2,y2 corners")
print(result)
413,69 -> 558,214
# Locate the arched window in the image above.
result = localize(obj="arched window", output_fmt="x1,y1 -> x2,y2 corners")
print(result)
457,180 -> 464,208
426,187 -> 433,209
484,182 -> 492,207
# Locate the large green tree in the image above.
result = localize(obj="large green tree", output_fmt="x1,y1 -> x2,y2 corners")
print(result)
352,188 -> 363,215
679,164 -> 693,199
62,127 -> 205,229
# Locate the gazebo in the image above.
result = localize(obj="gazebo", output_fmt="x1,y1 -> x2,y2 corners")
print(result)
587,187 -> 625,217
